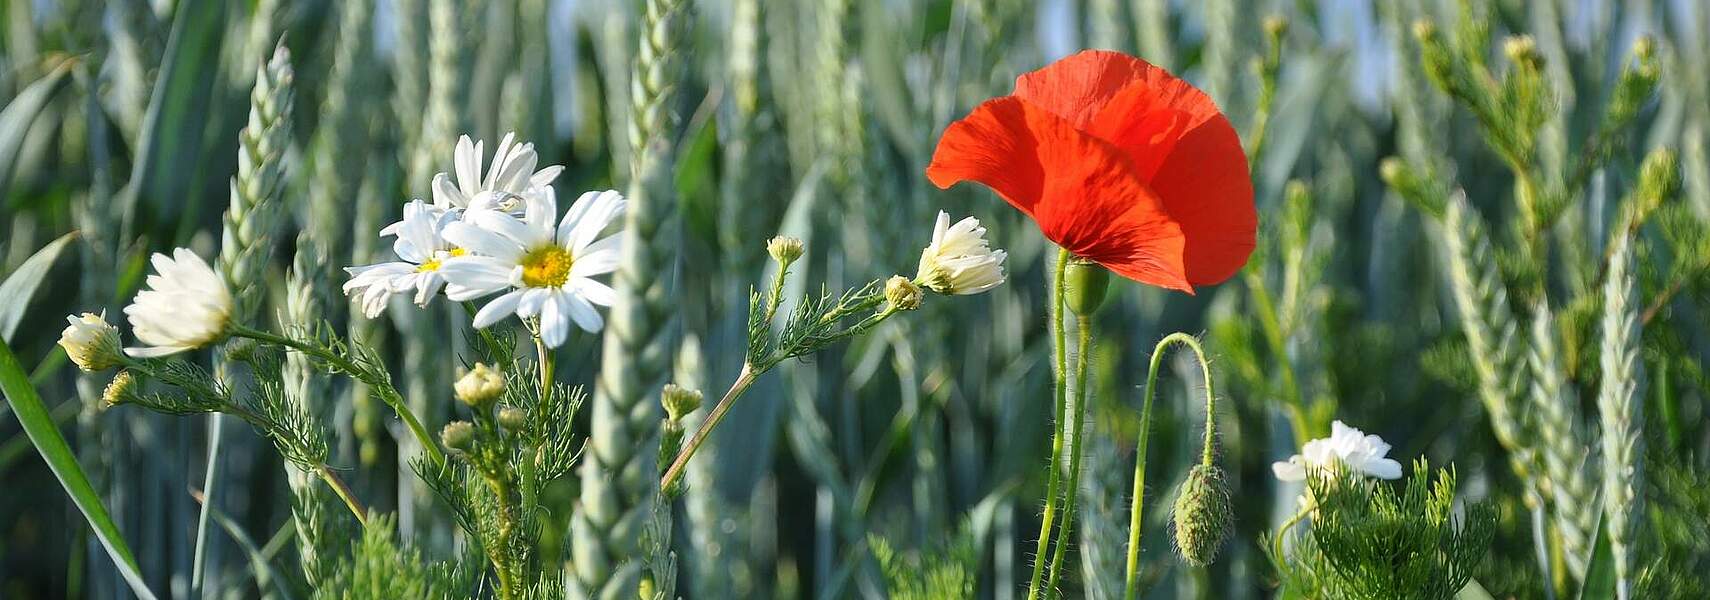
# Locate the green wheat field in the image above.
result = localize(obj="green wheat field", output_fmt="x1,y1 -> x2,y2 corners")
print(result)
1,0 -> 1707,598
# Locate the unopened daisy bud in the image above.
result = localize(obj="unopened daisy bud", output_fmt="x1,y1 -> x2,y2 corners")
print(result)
1064,260 -> 1110,317
1171,464 -> 1234,567
1503,35 -> 1540,65
441,421 -> 475,453
102,370 -> 139,407
496,406 -> 528,431
767,236 -> 804,266
60,312 -> 122,372
1262,15 -> 1288,40
661,384 -> 703,422
916,211 -> 1007,295
454,363 -> 505,409
885,276 -> 923,312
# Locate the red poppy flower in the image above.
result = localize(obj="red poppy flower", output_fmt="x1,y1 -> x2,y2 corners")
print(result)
926,50 -> 1256,293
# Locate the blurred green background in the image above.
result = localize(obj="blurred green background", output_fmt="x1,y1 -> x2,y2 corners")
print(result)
0,0 -> 1707,598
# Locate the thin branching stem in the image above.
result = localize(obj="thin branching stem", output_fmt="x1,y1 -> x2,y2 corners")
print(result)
1027,247 -> 1071,600
662,364 -> 756,491
1125,332 -> 1216,600
233,325 -> 444,466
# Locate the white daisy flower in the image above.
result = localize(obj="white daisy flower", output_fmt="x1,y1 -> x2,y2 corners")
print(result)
439,189 -> 626,347
60,311 -> 123,372
124,248 -> 233,357
916,211 -> 1007,295
381,133 -> 565,236
344,200 -> 465,318
435,132 -> 563,214
1271,420 -> 1404,482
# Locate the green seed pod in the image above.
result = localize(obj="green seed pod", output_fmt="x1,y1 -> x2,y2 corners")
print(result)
1172,464 -> 1234,567
1064,259 -> 1111,317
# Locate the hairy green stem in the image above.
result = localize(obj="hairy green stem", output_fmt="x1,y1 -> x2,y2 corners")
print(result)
1027,247 -> 1071,600
1046,316 -> 1093,591
233,325 -> 444,466
1270,498 -> 1316,565
1124,332 -> 1216,600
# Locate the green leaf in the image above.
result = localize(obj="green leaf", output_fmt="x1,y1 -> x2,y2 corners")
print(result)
0,62 -> 73,204
1579,524 -> 1616,600
0,232 -> 78,342
124,0 -> 228,229
0,339 -> 157,600
1457,579 -> 1497,600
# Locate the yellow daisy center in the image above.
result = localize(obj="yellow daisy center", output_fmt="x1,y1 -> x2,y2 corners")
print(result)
416,248 -> 467,273
520,246 -> 573,288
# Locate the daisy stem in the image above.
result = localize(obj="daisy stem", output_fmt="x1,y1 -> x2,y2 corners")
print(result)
1270,498 -> 1317,567
232,325 -> 445,466
1045,314 -> 1093,592
1125,332 -> 1214,600
661,364 -> 757,492
315,464 -> 369,527
534,333 -> 554,413
1026,248 -> 1071,600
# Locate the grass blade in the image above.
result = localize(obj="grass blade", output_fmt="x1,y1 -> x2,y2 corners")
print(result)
0,62 -> 72,204
0,339 -> 158,600
0,231 -> 78,341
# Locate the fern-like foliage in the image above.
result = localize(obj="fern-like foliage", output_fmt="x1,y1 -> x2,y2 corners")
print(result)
870,526 -> 977,600
312,515 -> 479,600
1273,460 -> 1495,600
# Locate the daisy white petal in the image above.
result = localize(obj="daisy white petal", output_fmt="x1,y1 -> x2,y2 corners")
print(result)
1271,420 -> 1404,481
916,211 -> 1007,295
124,248 -> 232,356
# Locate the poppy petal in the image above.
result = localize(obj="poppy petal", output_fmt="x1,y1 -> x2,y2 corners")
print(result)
926,96 -> 1193,291
1013,50 -> 1156,130
1142,110 -> 1256,285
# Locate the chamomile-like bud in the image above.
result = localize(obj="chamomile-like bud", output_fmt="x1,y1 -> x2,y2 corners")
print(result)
661,384 -> 703,422
454,363 -> 505,409
767,236 -> 804,266
884,276 -> 923,312
441,421 -> 476,453
102,370 -> 139,407
60,312 -> 122,372
1503,35 -> 1541,67
497,406 -> 528,431
1171,464 -> 1234,567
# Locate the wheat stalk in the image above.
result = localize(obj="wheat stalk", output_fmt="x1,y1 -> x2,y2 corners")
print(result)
1440,194 -> 1543,500
1598,234 -> 1645,600
304,0 -> 374,281
1526,301 -> 1598,580
569,0 -> 687,596
219,44 -> 294,321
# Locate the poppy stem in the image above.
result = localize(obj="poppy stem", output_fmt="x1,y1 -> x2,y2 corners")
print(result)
1027,248 -> 1072,600
1045,313 -> 1094,592
1124,332 -> 1215,600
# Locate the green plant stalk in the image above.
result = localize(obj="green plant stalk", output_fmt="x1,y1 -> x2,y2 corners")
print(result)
1027,248 -> 1071,600
1242,269 -> 1311,446
232,325 -> 444,466
1046,316 -> 1093,591
1124,332 -> 1214,600
1269,497 -> 1319,568
662,300 -> 900,492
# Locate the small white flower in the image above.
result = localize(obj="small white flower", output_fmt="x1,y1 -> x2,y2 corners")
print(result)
123,248 -> 233,357
380,133 -> 565,236
439,189 -> 626,347
916,211 -> 1007,295
60,312 -> 123,372
1271,420 -> 1404,482
435,132 -> 563,214
344,200 -> 465,318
